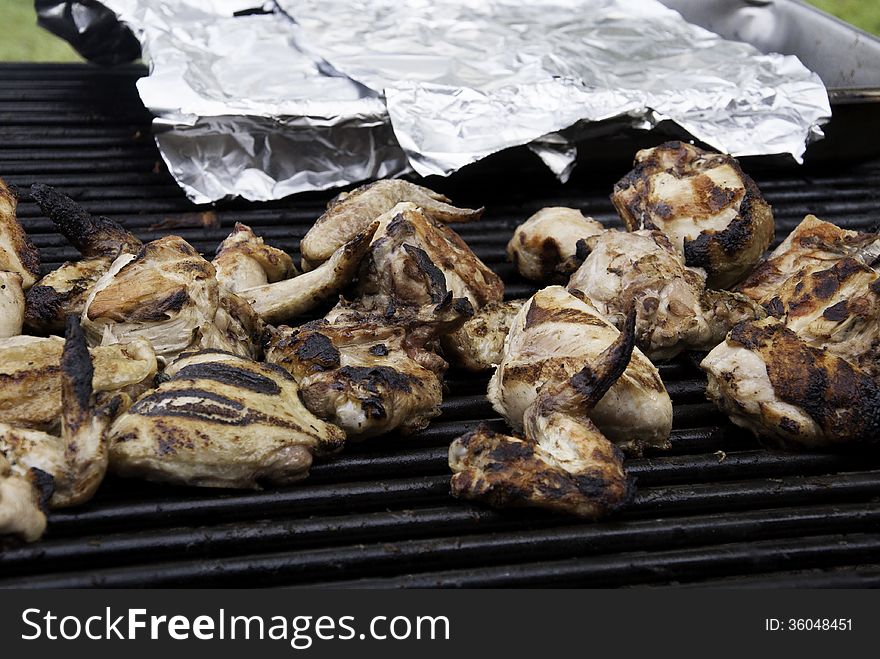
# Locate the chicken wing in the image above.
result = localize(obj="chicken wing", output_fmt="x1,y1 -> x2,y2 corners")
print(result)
0,334 -> 156,431
241,222 -> 377,325
568,229 -> 763,361
441,299 -> 525,371
356,204 -> 503,313
1,319 -> 118,541
612,141 -> 774,288
266,298 -> 470,439
507,207 -> 604,282
213,222 -> 295,293
26,184 -> 142,334
701,318 -> 879,449
300,180 -> 482,270
82,236 -> 261,361
450,311 -> 636,517
489,286 -> 672,453
108,350 -> 345,488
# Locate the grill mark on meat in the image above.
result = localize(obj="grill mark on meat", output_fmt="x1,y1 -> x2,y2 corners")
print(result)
173,362 -> 282,395
28,467 -> 56,512
128,287 -> 189,322
336,366 -> 414,393
369,343 -> 389,356
524,299 -> 606,329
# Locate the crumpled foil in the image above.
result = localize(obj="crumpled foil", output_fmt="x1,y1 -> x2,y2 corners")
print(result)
38,0 -> 831,202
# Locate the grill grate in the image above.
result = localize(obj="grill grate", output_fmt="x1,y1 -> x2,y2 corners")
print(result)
1,64 -> 879,588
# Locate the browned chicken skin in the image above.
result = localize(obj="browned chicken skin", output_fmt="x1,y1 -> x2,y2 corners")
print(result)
82,235 -> 262,362
612,141 -> 774,289
449,310 -> 636,518
441,300 -> 526,371
299,180 -> 483,270
266,298 -> 470,439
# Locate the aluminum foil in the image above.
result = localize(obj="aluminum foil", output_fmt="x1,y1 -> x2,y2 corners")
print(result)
39,0 -> 830,202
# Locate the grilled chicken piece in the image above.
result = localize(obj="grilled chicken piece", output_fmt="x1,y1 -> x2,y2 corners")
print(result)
507,207 -> 604,282
612,141 -> 774,289
450,311 -> 636,518
735,216 -> 880,376
213,222 -> 295,293
489,286 -> 672,453
266,298 -> 470,439
441,299 -> 525,371
0,334 -> 156,431
701,318 -> 880,449
241,222 -> 377,325
0,177 -> 40,291
737,215 -> 880,303
109,350 -> 345,488
568,229 -> 763,361
1,319 -> 119,542
25,184 -> 142,334
356,204 -> 503,313
82,236 -> 261,362
300,180 -> 483,270
0,271 -> 25,338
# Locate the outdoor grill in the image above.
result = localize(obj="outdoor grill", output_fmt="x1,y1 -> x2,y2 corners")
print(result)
0,63 -> 879,588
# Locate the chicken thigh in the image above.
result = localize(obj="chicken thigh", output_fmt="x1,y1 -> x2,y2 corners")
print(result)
612,141 -> 774,288
568,229 -> 763,361
109,350 -> 345,488
213,222 -> 295,293
299,180 -> 482,270
266,297 -> 470,439
701,318 -> 879,449
82,235 -> 261,361
441,299 -> 525,371
1,177 -> 40,337
489,286 -> 672,453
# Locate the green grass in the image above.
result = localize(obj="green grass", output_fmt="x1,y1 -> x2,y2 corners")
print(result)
0,0 -> 877,62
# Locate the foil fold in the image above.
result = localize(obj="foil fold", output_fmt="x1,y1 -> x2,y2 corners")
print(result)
39,0 -> 831,202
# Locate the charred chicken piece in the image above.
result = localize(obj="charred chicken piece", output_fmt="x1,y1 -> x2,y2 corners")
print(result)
0,334 -> 156,431
300,180 -> 483,270
82,236 -> 261,362
109,350 -> 345,488
489,286 -> 672,454
612,141 -> 774,289
701,318 -> 880,449
213,222 -> 295,293
25,184 -> 142,334
737,215 -> 880,303
356,204 -> 503,313
568,229 -> 763,361
441,299 -> 525,371
241,222 -> 377,325
0,177 -> 40,291
1,319 -> 119,541
736,216 -> 880,376
266,298 -> 470,439
507,207 -> 604,282
450,311 -> 636,518
0,271 -> 25,339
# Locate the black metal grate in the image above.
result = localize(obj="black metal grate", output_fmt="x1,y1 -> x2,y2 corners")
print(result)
1,64 -> 879,588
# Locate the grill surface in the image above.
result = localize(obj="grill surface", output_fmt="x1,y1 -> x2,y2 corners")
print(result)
1,63 -> 879,588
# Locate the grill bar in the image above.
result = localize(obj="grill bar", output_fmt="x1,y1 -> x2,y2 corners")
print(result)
1,63 -> 879,588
